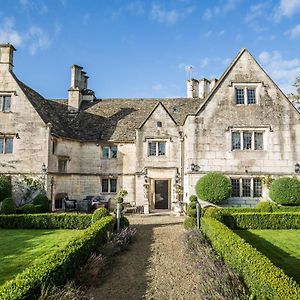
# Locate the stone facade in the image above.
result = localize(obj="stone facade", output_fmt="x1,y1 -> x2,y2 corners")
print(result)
0,44 -> 299,211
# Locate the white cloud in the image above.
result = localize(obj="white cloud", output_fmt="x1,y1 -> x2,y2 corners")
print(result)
19,0 -> 48,14
27,26 -> 50,55
112,1 -> 145,19
203,0 -> 240,20
150,3 -> 194,24
258,50 -> 300,93
0,17 -> 22,46
274,0 -> 300,21
286,24 -> 300,38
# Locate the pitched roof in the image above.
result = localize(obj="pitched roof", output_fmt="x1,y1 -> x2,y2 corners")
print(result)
15,77 -> 204,141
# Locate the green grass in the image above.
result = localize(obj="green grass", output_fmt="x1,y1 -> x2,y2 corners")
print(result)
0,229 -> 83,286
235,229 -> 300,284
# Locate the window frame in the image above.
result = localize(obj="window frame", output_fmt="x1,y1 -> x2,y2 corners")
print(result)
101,177 -> 117,193
231,130 -> 264,151
230,177 -> 262,198
0,95 -> 12,112
101,145 -> 118,159
233,84 -> 259,105
58,158 -> 68,173
0,135 -> 14,154
147,140 -> 166,157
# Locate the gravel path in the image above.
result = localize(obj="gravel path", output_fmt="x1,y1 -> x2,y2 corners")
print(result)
86,214 -> 199,300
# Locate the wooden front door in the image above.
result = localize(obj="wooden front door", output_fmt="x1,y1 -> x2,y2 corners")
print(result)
154,180 -> 169,209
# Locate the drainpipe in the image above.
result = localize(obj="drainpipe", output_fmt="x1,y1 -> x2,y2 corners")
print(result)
179,131 -> 184,197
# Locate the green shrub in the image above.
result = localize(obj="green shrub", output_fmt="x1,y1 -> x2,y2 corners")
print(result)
19,204 -> 37,214
114,216 -> 129,230
0,216 -> 114,300
274,206 -> 300,212
0,197 -> 16,215
256,201 -> 276,212
0,214 -> 92,229
92,207 -> 110,223
33,194 -> 50,213
0,176 -> 12,202
183,217 -> 196,229
196,172 -> 232,204
201,217 -> 300,300
269,177 -> 300,206
221,212 -> 300,229
189,195 -> 198,203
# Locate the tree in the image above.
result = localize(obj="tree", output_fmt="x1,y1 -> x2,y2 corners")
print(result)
288,76 -> 300,103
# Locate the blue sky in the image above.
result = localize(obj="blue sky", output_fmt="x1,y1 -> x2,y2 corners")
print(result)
1,0 -> 300,98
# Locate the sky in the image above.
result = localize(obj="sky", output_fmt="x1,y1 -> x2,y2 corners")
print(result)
0,0 -> 300,99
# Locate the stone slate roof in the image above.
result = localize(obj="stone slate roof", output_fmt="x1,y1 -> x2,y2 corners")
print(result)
16,78 -> 204,142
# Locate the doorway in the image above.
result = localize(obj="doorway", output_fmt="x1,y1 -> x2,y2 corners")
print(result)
154,180 -> 169,209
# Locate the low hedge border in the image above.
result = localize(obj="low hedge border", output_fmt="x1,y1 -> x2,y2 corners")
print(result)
0,213 -> 92,229
201,217 -> 300,300
0,215 -> 114,300
221,212 -> 300,229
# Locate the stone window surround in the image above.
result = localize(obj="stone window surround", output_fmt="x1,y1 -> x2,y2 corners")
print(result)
101,177 -> 117,193
230,177 -> 262,198
147,139 -> 167,157
232,83 -> 261,105
57,156 -> 69,173
101,145 -> 118,159
0,135 -> 14,154
0,93 -> 12,112
228,126 -> 269,152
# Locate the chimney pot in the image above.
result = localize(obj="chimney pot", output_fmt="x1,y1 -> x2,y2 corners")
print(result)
0,43 -> 16,72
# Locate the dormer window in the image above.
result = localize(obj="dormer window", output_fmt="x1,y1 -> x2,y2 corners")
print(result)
0,95 -> 11,112
235,86 -> 257,105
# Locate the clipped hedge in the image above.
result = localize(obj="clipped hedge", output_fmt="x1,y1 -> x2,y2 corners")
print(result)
201,217 -> 300,300
32,194 -> 51,213
0,213 -> 92,229
0,197 -> 16,214
0,175 -> 12,202
0,216 -> 114,300
221,212 -> 300,229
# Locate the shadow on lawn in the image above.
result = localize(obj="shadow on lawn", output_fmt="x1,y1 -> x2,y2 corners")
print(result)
235,230 -> 300,284
87,218 -> 183,300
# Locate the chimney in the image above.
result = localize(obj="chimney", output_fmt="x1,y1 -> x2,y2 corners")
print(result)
187,78 -> 199,98
0,43 -> 16,72
198,78 -> 211,99
210,78 -> 218,90
68,65 -> 83,113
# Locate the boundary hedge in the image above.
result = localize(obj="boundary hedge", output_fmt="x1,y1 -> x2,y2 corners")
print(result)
201,217 -> 300,300
221,212 -> 300,229
0,213 -> 92,229
0,215 -> 114,300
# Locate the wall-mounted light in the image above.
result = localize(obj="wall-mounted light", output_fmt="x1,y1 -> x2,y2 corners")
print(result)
144,174 -> 148,183
295,163 -> 300,174
191,163 -> 200,172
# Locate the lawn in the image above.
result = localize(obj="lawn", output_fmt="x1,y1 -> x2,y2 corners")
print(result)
0,229 -> 83,286
235,229 -> 300,284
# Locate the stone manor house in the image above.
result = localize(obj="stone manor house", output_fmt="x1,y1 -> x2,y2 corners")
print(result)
0,43 -> 299,212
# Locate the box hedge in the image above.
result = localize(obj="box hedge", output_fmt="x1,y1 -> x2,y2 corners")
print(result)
201,217 -> 300,300
0,213 -> 92,229
0,215 -> 114,300
221,212 -> 300,229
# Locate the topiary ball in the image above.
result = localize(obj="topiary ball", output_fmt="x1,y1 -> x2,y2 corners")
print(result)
195,172 -> 232,204
20,203 -> 37,214
269,177 -> 300,206
256,201 -> 276,212
33,194 -> 50,213
0,197 -> 16,214
92,207 -> 110,223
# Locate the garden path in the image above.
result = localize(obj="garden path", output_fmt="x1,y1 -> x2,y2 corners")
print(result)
86,214 -> 200,300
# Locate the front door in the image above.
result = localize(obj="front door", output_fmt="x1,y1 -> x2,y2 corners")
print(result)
155,180 -> 169,209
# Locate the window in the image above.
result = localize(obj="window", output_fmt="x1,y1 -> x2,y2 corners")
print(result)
0,95 -> 11,112
52,140 -> 57,155
235,88 -> 244,104
247,88 -> 256,104
253,178 -> 262,197
102,178 -> 117,193
102,145 -> 117,159
230,177 -> 262,198
242,179 -> 251,197
0,136 -> 13,154
157,121 -> 162,128
231,179 -> 240,197
235,87 -> 257,105
58,159 -> 67,173
231,131 -> 264,151
148,141 -> 166,156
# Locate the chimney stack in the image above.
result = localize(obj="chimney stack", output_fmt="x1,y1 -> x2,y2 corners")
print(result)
198,78 -> 211,99
187,78 -> 199,98
0,43 -> 16,72
68,65 -> 83,113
